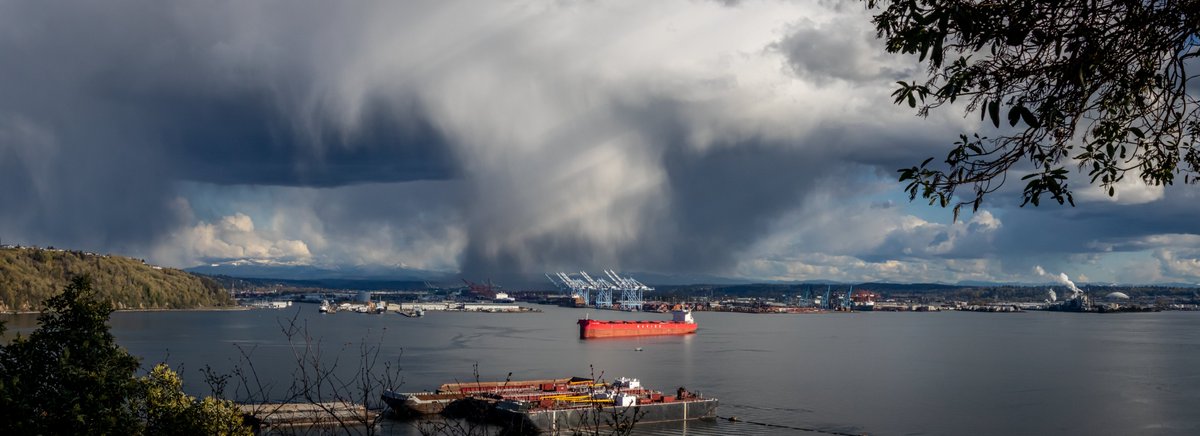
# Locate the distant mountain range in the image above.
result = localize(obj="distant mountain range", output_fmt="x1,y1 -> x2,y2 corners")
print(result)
184,259 -> 1200,289
186,259 -> 452,282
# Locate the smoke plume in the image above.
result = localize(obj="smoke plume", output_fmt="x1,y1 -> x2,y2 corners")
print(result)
1035,266 -> 1083,299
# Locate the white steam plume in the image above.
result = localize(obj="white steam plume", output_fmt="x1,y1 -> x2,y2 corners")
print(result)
1034,265 -> 1082,299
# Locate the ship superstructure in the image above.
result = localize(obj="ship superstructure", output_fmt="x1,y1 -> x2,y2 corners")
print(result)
851,290 -> 878,311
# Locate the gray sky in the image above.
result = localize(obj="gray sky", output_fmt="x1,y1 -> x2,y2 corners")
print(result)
1,0 -> 1198,284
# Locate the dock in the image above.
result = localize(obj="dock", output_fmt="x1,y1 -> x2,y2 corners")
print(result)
237,401 -> 379,432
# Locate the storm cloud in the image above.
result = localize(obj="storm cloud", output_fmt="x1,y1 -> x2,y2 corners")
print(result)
2,0 -> 1199,284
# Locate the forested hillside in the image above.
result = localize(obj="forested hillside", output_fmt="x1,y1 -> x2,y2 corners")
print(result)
0,247 -> 233,312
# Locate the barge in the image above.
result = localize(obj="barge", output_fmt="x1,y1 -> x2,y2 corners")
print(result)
382,376 -> 717,434
577,308 -> 697,339
494,384 -> 718,434
382,377 -> 576,417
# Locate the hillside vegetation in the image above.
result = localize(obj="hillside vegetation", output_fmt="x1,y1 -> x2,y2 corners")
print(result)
0,247 -> 233,312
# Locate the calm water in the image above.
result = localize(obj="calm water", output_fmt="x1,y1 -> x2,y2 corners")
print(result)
5,306 -> 1200,435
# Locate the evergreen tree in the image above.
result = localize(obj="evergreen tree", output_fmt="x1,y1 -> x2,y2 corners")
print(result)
0,276 -> 250,435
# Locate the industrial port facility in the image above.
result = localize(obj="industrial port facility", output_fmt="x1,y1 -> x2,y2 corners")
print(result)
227,269 -> 1194,315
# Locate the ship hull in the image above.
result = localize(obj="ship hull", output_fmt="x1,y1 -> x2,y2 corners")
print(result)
382,391 -> 461,418
577,320 -> 697,339
497,398 -> 718,435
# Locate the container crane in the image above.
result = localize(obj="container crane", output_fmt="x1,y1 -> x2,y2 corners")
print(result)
547,270 -> 651,310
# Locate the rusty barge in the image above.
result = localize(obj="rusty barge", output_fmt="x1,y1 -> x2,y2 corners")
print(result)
382,376 -> 717,434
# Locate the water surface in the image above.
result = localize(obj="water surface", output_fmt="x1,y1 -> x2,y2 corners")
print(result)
5,306 -> 1198,435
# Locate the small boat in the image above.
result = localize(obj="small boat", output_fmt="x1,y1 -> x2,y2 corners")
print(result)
319,300 -> 335,313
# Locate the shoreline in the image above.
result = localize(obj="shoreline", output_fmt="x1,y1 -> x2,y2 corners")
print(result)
3,305 -> 252,316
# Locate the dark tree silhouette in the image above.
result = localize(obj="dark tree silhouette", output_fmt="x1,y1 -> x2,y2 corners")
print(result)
867,0 -> 1200,216
0,276 -> 145,434
0,276 -> 249,435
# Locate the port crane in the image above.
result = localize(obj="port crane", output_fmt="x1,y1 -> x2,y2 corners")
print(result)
579,271 -> 613,308
547,272 -> 591,306
605,269 -> 649,311
547,270 -> 651,310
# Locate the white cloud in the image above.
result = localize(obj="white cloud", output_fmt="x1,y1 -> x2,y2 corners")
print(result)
736,252 -> 1003,284
151,183 -> 468,272
1074,166 -> 1166,204
153,200 -> 311,266
1086,233 -> 1200,252
1154,249 -> 1200,280
734,196 -> 1006,282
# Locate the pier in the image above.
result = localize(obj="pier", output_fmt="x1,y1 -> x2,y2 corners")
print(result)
237,402 -> 379,432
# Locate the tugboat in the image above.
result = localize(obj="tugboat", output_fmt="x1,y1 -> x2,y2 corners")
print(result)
577,306 -> 697,339
319,300 -> 335,313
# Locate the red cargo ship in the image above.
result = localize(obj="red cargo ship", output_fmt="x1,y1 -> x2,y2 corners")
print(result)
577,309 -> 697,339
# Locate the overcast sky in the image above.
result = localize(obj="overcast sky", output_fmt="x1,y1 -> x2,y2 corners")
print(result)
2,0 -> 1198,285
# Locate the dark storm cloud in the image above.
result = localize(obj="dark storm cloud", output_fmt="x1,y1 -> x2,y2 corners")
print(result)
652,141 -> 827,272
619,98 -> 840,274
453,91 -> 881,279
991,191 -> 1200,254
456,135 -> 835,279
6,0 -> 1192,284
138,93 -> 455,187
0,1 -> 454,253
10,0 -> 938,280
5,2 -> 456,187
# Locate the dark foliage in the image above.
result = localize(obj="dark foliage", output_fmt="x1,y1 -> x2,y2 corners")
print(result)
868,0 -> 1200,216
0,276 -> 250,435
0,276 -> 143,434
